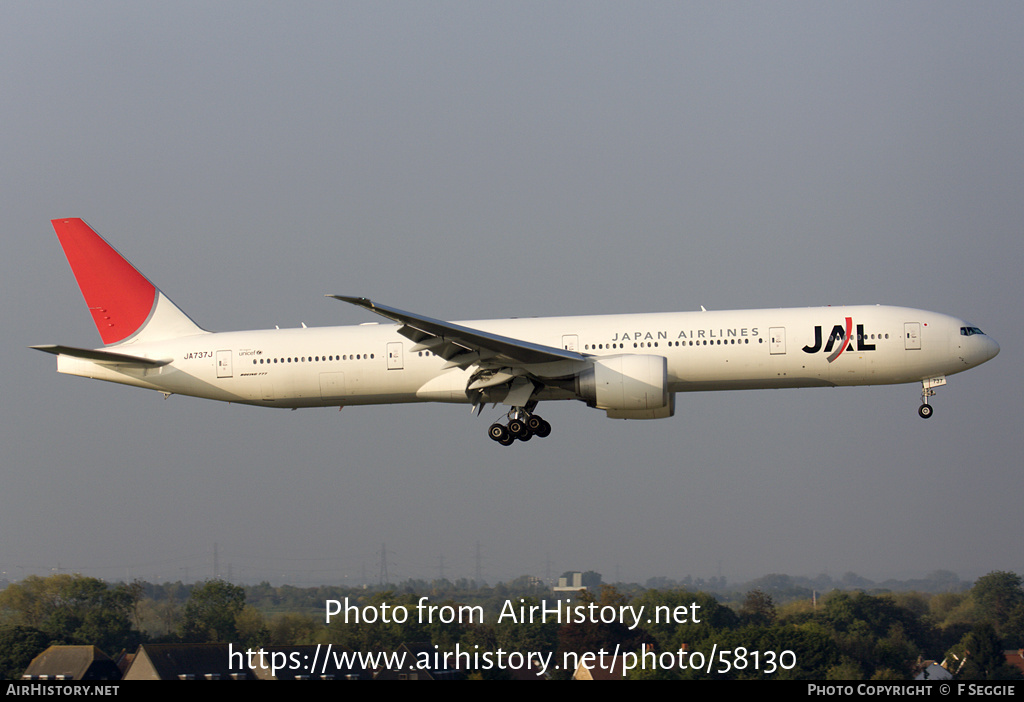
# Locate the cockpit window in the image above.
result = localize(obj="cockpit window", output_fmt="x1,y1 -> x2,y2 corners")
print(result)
961,326 -> 985,336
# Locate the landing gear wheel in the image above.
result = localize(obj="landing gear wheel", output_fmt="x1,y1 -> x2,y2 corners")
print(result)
498,432 -> 514,446
532,417 -> 551,438
918,404 -> 933,419
524,415 -> 551,437
508,418 -> 530,441
488,423 -> 510,442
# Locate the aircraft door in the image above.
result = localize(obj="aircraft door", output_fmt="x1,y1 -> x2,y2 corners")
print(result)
387,342 -> 404,370
216,350 -> 233,378
905,322 -> 921,350
562,335 -> 579,352
769,327 -> 786,355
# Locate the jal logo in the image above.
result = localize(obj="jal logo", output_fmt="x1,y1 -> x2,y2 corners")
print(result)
802,317 -> 876,363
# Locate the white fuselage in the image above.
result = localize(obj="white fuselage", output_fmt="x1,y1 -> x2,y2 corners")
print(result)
55,304 -> 999,410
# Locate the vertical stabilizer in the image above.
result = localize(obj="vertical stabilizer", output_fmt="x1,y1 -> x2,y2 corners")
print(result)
51,218 -> 207,346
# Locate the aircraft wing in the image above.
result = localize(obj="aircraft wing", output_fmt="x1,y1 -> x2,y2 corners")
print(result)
327,296 -> 587,370
30,344 -> 171,367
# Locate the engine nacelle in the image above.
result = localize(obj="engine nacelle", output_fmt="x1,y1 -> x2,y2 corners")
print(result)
576,354 -> 673,419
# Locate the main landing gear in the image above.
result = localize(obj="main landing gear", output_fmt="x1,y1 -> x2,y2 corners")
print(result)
488,409 -> 551,445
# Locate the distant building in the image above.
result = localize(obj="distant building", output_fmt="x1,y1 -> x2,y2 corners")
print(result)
572,644 -> 681,680
554,573 -> 586,592
250,645 -> 369,680
373,643 -> 462,680
21,646 -> 121,681
1005,649 -> 1024,677
122,644 -> 254,680
913,661 -> 952,681
572,655 -> 627,680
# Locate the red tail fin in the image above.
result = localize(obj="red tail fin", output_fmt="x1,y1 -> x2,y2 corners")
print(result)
51,218 -> 204,345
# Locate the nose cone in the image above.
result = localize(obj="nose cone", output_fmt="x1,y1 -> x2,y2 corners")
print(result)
984,335 -> 1000,362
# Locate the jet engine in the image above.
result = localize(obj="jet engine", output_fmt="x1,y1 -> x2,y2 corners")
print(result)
575,354 -> 674,419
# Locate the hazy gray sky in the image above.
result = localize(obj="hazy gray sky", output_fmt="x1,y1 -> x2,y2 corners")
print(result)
3,1 -> 1021,587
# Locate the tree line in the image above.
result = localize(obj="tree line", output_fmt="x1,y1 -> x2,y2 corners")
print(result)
2,570 -> 1022,680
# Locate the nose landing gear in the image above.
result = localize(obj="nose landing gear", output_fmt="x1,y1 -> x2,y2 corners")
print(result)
918,376 -> 946,419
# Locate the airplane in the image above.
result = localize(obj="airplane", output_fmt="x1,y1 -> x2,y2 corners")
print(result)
33,218 -> 1000,445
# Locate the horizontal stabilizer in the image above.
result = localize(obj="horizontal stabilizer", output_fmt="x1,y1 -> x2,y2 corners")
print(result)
30,344 -> 171,367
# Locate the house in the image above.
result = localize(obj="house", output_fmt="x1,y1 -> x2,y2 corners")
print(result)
122,643 -> 254,680
249,645 -> 369,680
572,655 -> 627,680
1005,649 -> 1024,677
913,660 -> 952,681
21,646 -> 121,681
373,643 -> 462,680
